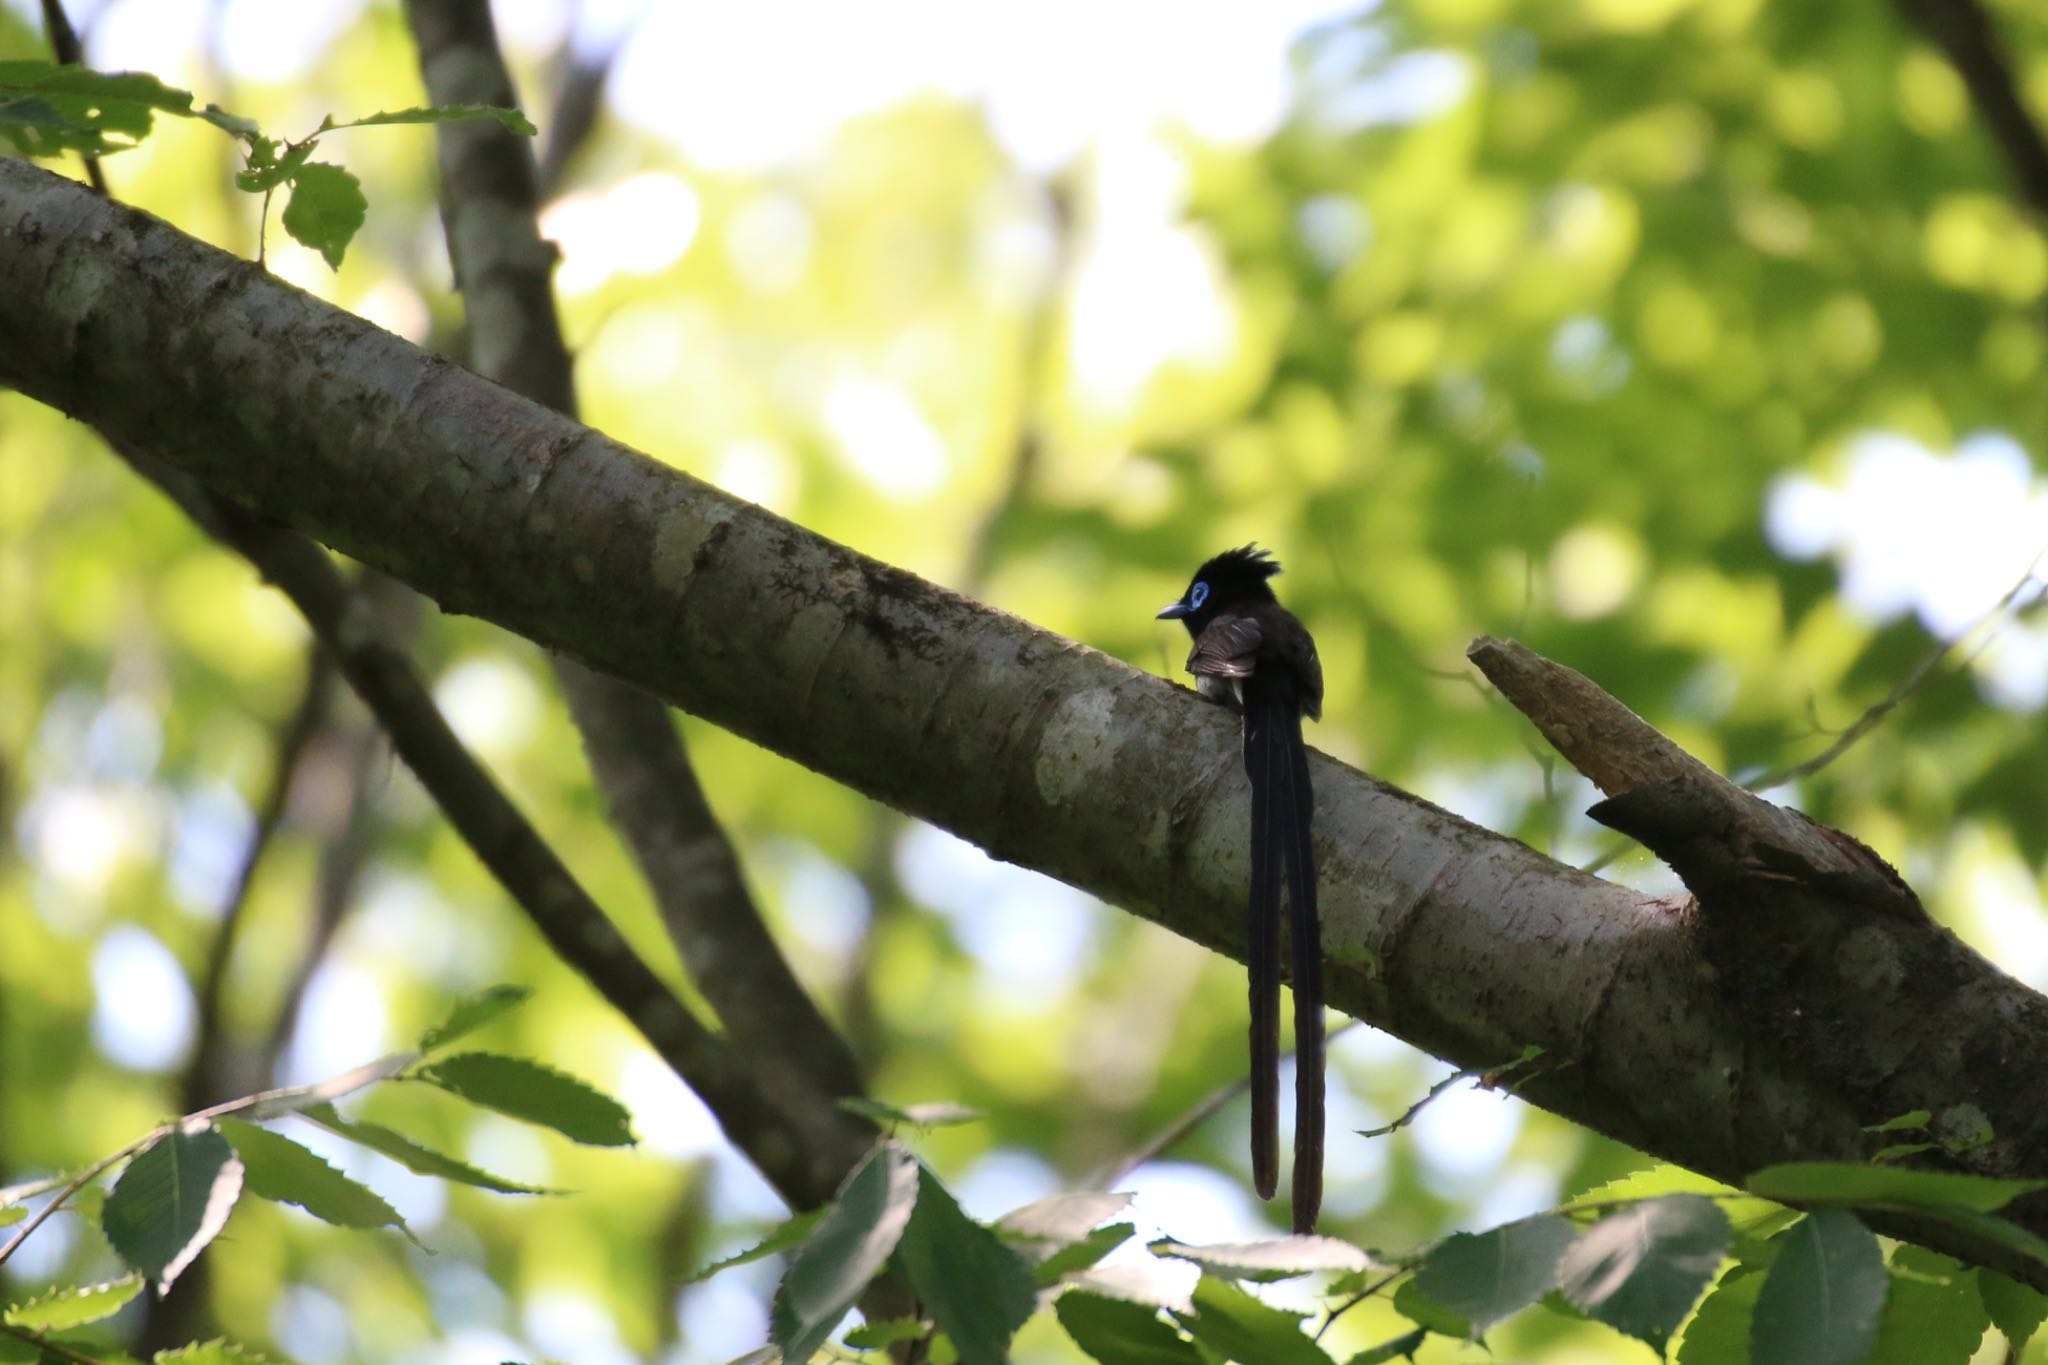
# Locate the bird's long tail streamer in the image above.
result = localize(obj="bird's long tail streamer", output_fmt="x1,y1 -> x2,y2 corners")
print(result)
1278,707 -> 1322,1233
1243,701 -> 1282,1202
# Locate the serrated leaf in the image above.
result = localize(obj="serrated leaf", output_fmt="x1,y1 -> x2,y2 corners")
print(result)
1172,1277 -> 1334,1365
1150,1235 -> 1373,1282
279,161 -> 366,270
1037,1223 -> 1138,1286
1864,1247 -> 1989,1365
153,1341 -> 284,1365
4,1277 -> 142,1330
838,1098 -> 984,1129
1056,1291 -> 1204,1365
298,1102 -> 552,1194
1675,1265 -> 1765,1365
685,1209 -> 826,1284
1746,1161 -> 2045,1213
318,104 -> 537,137
216,1119 -> 406,1236
0,62 -> 251,157
842,1318 -> 927,1348
893,1166 -> 1036,1365
771,1142 -> 919,1362
1864,1109 -> 1933,1134
1555,1194 -> 1730,1352
1566,1163 -> 1778,1227
997,1191 -> 1134,1245
1978,1268 -> 2048,1350
419,985 -> 533,1052
1749,1209 -> 1885,1365
1343,1327 -> 1428,1365
1389,1279 -> 1469,1337
243,1051 -> 418,1120
102,1122 -> 245,1293
414,1053 -> 635,1146
1413,1213 -> 1577,1329
234,140 -> 314,194
1067,1263 -> 1197,1315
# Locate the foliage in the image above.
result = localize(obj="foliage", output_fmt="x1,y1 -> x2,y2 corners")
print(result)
0,989 -> 608,1362
0,60 -> 530,266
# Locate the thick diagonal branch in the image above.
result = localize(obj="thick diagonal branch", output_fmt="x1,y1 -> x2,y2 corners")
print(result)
10,159 -> 2048,1282
403,0 -> 864,1102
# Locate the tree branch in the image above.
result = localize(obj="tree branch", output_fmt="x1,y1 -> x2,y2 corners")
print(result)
402,0 -> 864,1103
103,439 -> 871,1212
9,159 -> 2048,1281
1894,0 -> 2048,217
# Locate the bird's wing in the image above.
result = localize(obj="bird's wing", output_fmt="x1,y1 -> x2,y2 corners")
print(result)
1186,614 -> 1263,678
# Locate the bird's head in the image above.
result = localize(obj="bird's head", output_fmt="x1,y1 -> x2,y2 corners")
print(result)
1157,544 -> 1283,634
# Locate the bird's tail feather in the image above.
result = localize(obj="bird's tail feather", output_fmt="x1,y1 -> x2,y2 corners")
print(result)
1278,708 -> 1322,1233
1244,701 -> 1282,1202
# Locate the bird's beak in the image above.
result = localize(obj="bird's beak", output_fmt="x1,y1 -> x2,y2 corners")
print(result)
1157,602 -> 1190,620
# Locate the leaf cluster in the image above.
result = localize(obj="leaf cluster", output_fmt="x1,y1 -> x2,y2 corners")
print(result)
0,987 -> 623,1364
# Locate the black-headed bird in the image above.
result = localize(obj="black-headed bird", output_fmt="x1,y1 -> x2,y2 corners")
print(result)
1158,545 -> 1325,1232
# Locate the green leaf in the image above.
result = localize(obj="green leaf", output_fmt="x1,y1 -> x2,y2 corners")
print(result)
3,1277 -> 143,1330
1978,1268 -> 2048,1351
298,1102 -> 553,1194
997,1191 -> 1134,1245
1749,1209 -> 1886,1365
1864,1109 -> 1933,1134
1150,1235 -> 1373,1283
1864,1247 -> 1989,1365
1066,1263 -> 1196,1314
838,1098 -> 985,1129
102,1121 -> 245,1293
1036,1223 -> 1138,1286
234,139 -> 315,194
279,162 -> 367,270
1413,1213 -> 1577,1328
216,1119 -> 406,1235
1675,1265 -> 1765,1365
685,1208 -> 826,1284
317,104 -> 537,137
1389,1279 -> 1469,1337
1566,1163 -> 1779,1227
0,62 -> 253,157
418,984 -> 533,1052
1554,1194 -> 1730,1352
152,1342 -> 284,1365
1056,1292 -> 1204,1365
1343,1328 -> 1428,1365
892,1166 -> 1036,1365
771,1142 -> 920,1362
843,1318 -> 927,1348
1746,1161 -> 2046,1213
0,1207 -> 23,1228
414,1052 -> 636,1146
1173,1277 -> 1335,1365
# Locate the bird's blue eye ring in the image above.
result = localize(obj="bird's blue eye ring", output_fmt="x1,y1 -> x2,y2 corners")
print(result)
1189,581 -> 1209,610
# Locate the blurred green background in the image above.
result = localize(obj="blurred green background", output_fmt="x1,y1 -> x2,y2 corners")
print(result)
4,0 -> 2048,1360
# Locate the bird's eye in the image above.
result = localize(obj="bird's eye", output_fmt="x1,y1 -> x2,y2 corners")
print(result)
1189,581 -> 1209,610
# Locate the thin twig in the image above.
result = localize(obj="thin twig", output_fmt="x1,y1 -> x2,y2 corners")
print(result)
1095,1021 -> 1361,1190
37,0 -> 106,196
1314,1267 -> 1405,1341
1751,545 -> 2047,790
1358,1046 -> 1554,1141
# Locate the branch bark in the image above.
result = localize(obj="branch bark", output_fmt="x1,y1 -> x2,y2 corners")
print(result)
1895,0 -> 2048,217
403,0 -> 864,1103
8,157 -> 2048,1280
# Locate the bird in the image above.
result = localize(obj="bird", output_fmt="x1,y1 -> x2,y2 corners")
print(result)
1158,545 -> 1325,1233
